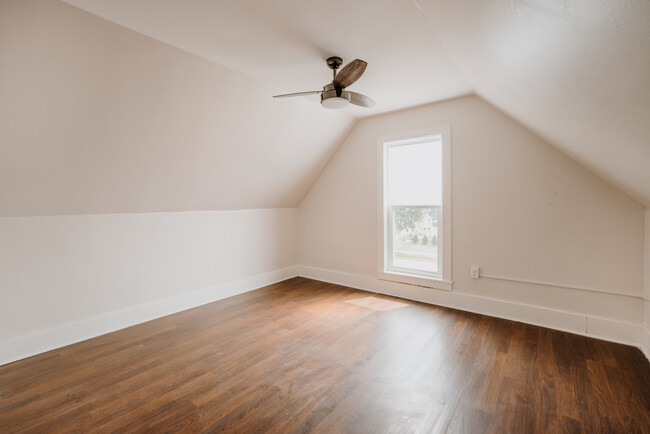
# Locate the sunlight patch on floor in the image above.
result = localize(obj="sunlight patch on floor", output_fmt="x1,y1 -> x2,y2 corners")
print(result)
345,296 -> 410,311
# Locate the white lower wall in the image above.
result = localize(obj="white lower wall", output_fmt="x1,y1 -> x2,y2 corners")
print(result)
0,208 -> 297,365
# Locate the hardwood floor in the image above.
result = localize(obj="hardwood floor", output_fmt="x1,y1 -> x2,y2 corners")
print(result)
1,277 -> 649,433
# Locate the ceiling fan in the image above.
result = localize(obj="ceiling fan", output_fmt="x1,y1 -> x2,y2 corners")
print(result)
273,57 -> 375,109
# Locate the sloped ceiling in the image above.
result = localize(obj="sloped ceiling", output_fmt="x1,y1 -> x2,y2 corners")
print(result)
6,0 -> 648,215
0,0 -> 356,216
416,0 -> 650,206
61,0 -> 473,117
62,0 -> 650,207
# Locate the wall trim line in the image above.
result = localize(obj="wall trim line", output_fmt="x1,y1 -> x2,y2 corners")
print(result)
479,272 -> 643,299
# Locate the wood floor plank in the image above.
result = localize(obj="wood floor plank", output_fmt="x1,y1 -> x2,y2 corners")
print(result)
0,277 -> 648,433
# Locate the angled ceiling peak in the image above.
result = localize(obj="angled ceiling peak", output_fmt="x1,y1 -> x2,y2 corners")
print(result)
415,0 -> 650,206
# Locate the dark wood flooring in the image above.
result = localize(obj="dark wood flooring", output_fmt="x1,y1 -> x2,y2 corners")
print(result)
1,277 -> 649,433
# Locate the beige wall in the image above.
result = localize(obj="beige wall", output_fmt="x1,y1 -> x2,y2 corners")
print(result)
646,210 -> 650,298
0,0 -> 353,217
642,208 -> 650,359
298,96 -> 645,341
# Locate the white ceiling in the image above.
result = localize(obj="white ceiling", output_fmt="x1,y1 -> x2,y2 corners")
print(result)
62,0 -> 473,118
63,0 -> 650,206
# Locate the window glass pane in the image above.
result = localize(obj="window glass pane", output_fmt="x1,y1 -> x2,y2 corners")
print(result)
392,207 -> 439,273
387,138 -> 442,206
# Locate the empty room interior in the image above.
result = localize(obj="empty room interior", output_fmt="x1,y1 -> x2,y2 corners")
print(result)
1,0 -> 649,432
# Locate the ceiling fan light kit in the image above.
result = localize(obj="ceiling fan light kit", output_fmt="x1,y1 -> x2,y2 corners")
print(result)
321,83 -> 350,109
273,56 -> 375,109
321,95 -> 350,109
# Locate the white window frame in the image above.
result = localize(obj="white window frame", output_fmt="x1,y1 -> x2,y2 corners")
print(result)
377,127 -> 452,291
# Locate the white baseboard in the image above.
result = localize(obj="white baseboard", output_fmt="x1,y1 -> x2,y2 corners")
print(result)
643,325 -> 650,362
298,265 -> 646,352
0,266 -> 298,367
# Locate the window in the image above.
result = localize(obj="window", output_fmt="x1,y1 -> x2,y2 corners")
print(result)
377,127 -> 452,290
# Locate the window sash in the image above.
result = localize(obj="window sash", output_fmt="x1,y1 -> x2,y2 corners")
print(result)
386,205 -> 442,279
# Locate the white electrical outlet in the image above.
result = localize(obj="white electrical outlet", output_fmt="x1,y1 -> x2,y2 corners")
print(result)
470,266 -> 480,279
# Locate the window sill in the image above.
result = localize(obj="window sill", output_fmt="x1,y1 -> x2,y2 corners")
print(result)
377,271 -> 453,291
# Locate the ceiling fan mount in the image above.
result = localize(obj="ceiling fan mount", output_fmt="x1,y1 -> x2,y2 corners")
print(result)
273,57 -> 375,109
326,56 -> 343,71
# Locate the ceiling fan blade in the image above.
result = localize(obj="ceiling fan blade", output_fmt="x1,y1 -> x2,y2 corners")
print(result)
273,91 -> 321,98
347,91 -> 375,108
333,59 -> 367,88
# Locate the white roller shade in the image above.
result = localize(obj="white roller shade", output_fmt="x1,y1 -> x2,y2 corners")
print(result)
387,138 -> 442,206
